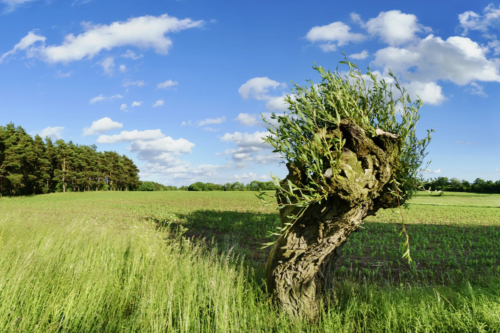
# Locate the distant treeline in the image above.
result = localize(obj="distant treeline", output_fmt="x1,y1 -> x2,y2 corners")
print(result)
0,123 -> 140,196
184,181 -> 277,191
136,181 -> 278,192
138,181 -> 178,191
424,177 -> 500,194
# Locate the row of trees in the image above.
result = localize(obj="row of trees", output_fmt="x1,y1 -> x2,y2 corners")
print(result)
424,177 -> 500,193
138,181 -> 178,191
186,181 -> 277,191
0,123 -> 141,196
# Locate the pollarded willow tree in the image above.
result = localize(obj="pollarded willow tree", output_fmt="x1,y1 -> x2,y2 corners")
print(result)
262,59 -> 432,319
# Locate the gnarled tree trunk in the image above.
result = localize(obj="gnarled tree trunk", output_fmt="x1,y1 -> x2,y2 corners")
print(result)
265,119 -> 402,319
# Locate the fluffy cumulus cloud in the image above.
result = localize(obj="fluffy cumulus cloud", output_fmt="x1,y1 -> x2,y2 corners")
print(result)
238,77 -> 290,111
96,129 -> 164,143
120,103 -> 128,111
305,21 -> 366,52
239,77 -> 284,100
459,4 -> 500,35
372,35 -> 500,86
83,117 -> 123,136
1,13 -> 204,64
39,126 -> 64,140
96,127 -> 221,182
157,79 -> 178,89
234,112 -> 280,128
131,101 -> 142,107
235,113 -> 261,127
219,131 -> 280,167
365,10 -> 430,46
360,70 -> 446,106
349,50 -> 369,60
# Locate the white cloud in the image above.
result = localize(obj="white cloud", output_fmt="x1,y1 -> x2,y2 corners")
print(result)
219,131 -> 280,166
239,77 -> 285,100
157,79 -> 178,89
459,4 -> 500,35
238,77 -> 291,111
198,116 -> 226,126
121,49 -> 143,60
0,30 -> 45,63
89,94 -> 123,104
349,50 -> 369,60
128,137 -> 194,155
319,43 -> 337,52
362,70 -> 446,106
372,35 -> 500,86
181,120 -> 192,126
55,70 -> 72,78
131,101 -> 142,107
432,169 -> 442,174
235,113 -> 260,127
153,100 -> 164,107
468,82 -> 488,97
221,131 -> 269,149
233,173 -> 268,181
99,57 -> 115,75
83,117 -> 123,136
39,126 -> 64,140
120,104 -> 127,112
265,96 -> 289,111
96,129 -> 165,143
1,0 -> 38,13
2,13 -> 204,64
119,64 -> 126,72
123,79 -> 145,87
405,81 -> 446,105
366,10 -> 430,46
305,21 -> 366,51
350,12 -> 364,26
202,127 -> 218,132
235,112 -> 280,128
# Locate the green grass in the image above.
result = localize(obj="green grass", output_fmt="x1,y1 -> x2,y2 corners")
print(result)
0,191 -> 499,332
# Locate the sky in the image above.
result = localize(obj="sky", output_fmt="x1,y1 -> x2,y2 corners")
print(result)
1,0 -> 499,186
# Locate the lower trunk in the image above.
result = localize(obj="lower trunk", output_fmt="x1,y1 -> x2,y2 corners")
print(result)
266,198 -> 369,319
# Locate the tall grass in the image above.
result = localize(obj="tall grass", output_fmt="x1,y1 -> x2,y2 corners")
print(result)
0,193 -> 499,332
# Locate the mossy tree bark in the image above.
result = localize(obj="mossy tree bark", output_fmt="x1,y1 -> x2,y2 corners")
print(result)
265,119 -> 402,319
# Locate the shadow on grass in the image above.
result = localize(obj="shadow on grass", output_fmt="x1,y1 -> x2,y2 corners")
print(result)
148,209 -> 500,286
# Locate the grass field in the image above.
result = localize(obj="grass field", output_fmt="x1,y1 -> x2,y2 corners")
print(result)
0,191 -> 499,332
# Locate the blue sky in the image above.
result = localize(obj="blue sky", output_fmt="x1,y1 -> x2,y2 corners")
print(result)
1,0 -> 499,185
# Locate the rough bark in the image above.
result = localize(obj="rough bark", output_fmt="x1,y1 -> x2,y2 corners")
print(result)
265,119 -> 402,319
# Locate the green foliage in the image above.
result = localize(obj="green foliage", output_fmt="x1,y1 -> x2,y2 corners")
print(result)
264,59 -> 432,209
138,181 -> 176,191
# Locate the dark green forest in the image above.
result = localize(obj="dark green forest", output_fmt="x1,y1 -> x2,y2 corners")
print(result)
0,123 -> 140,196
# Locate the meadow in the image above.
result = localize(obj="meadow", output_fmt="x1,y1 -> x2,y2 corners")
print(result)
0,191 -> 499,332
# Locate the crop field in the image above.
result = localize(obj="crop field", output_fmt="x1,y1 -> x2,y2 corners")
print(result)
0,191 -> 499,332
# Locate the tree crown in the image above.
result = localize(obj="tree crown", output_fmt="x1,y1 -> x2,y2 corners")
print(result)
264,59 -> 433,208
